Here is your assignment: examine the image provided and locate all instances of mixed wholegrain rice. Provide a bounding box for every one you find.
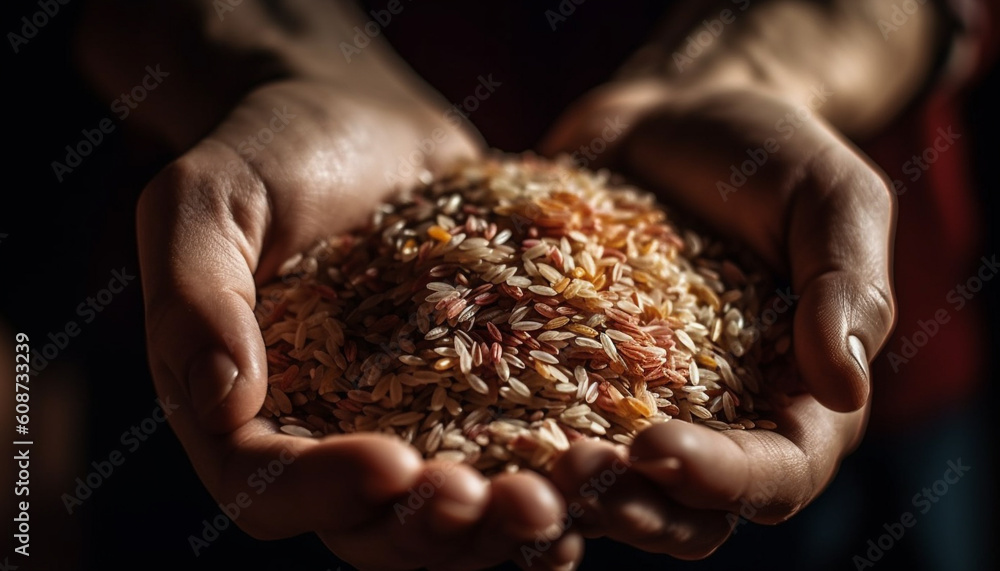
[255,155,792,474]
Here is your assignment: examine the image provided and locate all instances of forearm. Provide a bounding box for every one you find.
[74,0,416,150]
[619,0,950,137]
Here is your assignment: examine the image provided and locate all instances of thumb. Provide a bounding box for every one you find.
[538,80,668,164]
[788,149,897,412]
[137,147,269,436]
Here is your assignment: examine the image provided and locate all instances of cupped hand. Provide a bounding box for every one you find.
[138,78,582,570]
[540,79,896,558]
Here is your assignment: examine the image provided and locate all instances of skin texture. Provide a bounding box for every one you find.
[80,3,585,568]
[529,0,950,555]
[533,0,941,552]
[133,79,585,570]
[75,0,944,566]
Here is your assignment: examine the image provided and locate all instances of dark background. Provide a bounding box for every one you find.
[1,1,997,569]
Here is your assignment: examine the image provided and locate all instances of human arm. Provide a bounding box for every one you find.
[539,0,944,557]
[77,2,582,568]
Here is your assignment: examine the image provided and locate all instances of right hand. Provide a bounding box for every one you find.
[540,78,895,559]
[137,77,582,570]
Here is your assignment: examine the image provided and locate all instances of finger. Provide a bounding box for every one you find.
[630,395,866,522]
[139,104,480,423]
[548,439,633,532]
[602,473,733,560]
[465,471,569,569]
[537,105,625,170]
[549,440,730,559]
[624,98,894,412]
[320,461,491,570]
[536,94,602,158]
[537,79,668,162]
[788,148,896,411]
[174,420,427,540]
[137,148,271,436]
[136,93,487,548]
[514,531,585,571]
[355,470,571,571]
[543,90,896,412]
[138,150,429,539]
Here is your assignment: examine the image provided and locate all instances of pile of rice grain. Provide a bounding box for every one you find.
[255,156,791,474]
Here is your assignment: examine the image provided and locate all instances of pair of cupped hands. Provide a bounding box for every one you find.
[138,65,895,570]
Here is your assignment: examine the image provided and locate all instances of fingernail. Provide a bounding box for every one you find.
[848,335,869,381]
[632,457,683,486]
[188,349,240,424]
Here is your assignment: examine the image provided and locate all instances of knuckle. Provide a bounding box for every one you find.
[838,271,896,346]
[139,154,220,224]
[863,164,897,212]
[855,168,897,339]
[140,147,263,230]
[144,153,204,198]
[868,282,898,340]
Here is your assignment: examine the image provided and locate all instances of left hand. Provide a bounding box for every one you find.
[135,77,581,571]
[537,78,895,558]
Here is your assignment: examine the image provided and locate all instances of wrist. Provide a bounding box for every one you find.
[614,0,950,138]
[611,49,816,121]
[75,0,421,152]
[563,65,808,151]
